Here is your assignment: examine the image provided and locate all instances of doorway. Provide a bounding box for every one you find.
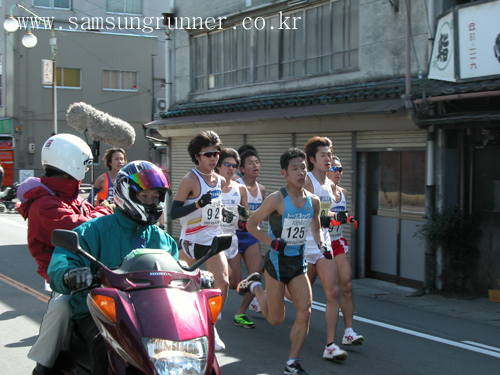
[366,151,426,288]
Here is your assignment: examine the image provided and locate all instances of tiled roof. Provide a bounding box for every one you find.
[158,77,500,119]
[421,78,500,96]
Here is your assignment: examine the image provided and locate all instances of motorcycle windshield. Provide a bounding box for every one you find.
[132,288,207,341]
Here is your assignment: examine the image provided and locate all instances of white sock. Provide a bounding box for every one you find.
[345,327,354,336]
[249,282,261,294]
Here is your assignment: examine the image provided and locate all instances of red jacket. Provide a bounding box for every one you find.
[18,176,110,282]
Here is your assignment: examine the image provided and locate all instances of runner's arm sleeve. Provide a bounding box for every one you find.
[170,200,198,220]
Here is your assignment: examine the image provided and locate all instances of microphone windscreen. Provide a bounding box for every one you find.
[66,102,136,149]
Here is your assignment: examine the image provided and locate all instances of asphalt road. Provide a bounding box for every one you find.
[1,213,499,375]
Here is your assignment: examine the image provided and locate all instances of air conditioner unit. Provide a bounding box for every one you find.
[154,98,168,114]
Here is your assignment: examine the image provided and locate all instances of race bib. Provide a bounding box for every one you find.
[201,200,221,226]
[220,204,238,229]
[320,200,332,217]
[282,215,312,246]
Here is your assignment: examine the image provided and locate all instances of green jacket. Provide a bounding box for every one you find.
[48,208,179,323]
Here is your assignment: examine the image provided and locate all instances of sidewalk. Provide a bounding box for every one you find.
[352,278,500,328]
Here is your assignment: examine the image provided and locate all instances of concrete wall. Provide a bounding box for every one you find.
[10,30,157,182]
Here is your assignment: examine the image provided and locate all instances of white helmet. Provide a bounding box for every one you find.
[41,134,92,181]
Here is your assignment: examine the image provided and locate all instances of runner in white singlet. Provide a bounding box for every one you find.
[327,155,364,347]
[169,130,233,351]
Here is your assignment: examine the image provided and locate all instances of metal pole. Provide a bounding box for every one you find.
[50,27,57,134]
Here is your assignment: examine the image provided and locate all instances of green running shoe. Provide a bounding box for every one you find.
[234,314,255,329]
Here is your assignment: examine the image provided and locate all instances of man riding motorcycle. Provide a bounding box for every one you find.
[48,161,179,375]
[17,134,111,375]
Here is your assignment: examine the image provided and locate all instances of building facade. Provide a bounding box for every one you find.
[145,0,430,289]
[0,0,169,183]
[146,0,500,292]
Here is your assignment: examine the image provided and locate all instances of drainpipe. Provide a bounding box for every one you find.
[163,0,174,232]
[425,126,436,292]
[165,0,173,112]
[401,0,413,110]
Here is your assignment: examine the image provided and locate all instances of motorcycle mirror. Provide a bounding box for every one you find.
[52,229,104,268]
[212,234,232,254]
[52,229,81,254]
[186,234,232,272]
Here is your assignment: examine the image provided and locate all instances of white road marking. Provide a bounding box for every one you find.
[307,300,500,358]
[461,341,500,353]
[0,215,27,229]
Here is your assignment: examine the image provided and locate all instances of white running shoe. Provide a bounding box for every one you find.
[213,327,225,351]
[342,331,364,346]
[323,343,347,361]
[249,297,261,313]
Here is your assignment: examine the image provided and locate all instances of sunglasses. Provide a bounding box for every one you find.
[199,151,220,158]
[330,166,343,172]
[223,162,238,168]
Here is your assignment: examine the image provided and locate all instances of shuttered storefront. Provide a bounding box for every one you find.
[296,132,354,248]
[356,130,427,151]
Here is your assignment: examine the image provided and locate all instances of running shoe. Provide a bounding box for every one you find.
[342,331,364,346]
[237,272,261,295]
[234,314,255,328]
[213,327,225,351]
[323,343,347,361]
[249,296,261,313]
[284,361,309,375]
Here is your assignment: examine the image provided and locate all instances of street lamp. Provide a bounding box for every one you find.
[3,4,58,134]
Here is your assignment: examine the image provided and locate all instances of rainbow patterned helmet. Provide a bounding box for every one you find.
[113,161,169,225]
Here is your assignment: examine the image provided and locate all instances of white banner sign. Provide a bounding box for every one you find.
[42,59,53,85]
[429,11,456,82]
[458,1,500,79]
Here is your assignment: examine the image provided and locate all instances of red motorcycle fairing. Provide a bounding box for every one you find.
[88,286,221,375]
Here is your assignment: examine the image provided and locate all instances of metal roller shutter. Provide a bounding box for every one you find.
[219,135,245,152]
[246,133,294,194]
[296,132,354,246]
[169,137,193,239]
[356,130,426,150]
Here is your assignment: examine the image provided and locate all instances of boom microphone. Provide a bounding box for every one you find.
[66,102,136,149]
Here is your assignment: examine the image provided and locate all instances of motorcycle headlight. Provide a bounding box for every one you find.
[141,336,208,375]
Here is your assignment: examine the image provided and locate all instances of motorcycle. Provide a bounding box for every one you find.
[0,182,19,213]
[50,229,231,375]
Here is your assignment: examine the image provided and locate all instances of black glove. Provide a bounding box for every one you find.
[237,204,249,218]
[198,191,212,208]
[320,216,332,228]
[237,220,248,232]
[270,238,287,254]
[336,211,348,224]
[63,267,92,290]
[222,206,236,222]
[319,242,333,259]
[200,270,215,289]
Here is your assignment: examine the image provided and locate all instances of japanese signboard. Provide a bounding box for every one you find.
[42,59,53,85]
[428,0,500,82]
[458,1,500,80]
[429,11,455,82]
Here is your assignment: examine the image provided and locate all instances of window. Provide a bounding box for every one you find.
[55,67,81,88]
[34,0,71,10]
[192,0,359,90]
[103,70,138,91]
[107,0,142,14]
[371,151,425,217]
